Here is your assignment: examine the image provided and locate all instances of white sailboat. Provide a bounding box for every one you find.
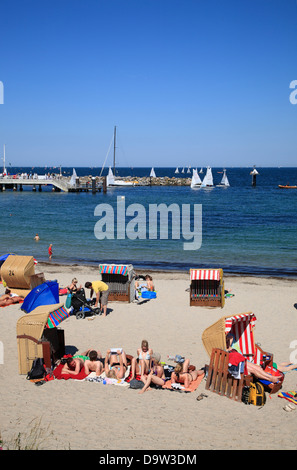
[190,168,202,189]
[150,167,156,178]
[175,167,179,174]
[199,168,203,173]
[106,166,133,187]
[103,126,134,187]
[216,169,230,187]
[69,168,78,186]
[200,166,214,188]
[181,167,185,173]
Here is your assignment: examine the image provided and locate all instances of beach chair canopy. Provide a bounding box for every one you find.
[17,303,69,338]
[1,255,35,289]
[202,312,262,364]
[190,269,221,281]
[99,263,134,280]
[21,280,59,313]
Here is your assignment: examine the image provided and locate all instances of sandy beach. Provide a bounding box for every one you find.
[0,261,297,451]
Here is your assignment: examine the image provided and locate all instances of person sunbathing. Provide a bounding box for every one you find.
[138,352,166,394]
[67,278,82,293]
[61,356,85,376]
[0,290,24,307]
[83,349,103,376]
[104,349,127,380]
[171,358,204,388]
[226,332,283,383]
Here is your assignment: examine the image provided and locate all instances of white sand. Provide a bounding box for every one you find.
[0,262,297,450]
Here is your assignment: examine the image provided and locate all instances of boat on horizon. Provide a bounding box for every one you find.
[190,168,202,189]
[278,184,297,189]
[200,166,214,188]
[216,169,230,187]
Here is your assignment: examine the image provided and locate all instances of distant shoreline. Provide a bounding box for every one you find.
[37,260,297,281]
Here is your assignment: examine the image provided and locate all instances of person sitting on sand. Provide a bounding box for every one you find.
[67,277,82,293]
[0,289,24,307]
[138,352,167,394]
[61,356,85,376]
[171,358,204,388]
[226,332,283,384]
[131,339,153,380]
[83,349,103,376]
[104,349,128,380]
[134,275,154,300]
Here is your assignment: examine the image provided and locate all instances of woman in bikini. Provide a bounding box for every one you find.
[171,358,204,389]
[104,349,128,380]
[67,278,82,294]
[131,339,153,380]
[138,352,166,394]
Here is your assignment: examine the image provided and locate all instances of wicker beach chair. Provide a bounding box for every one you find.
[189,268,225,308]
[202,312,283,401]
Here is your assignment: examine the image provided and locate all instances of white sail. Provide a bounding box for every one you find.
[69,168,77,186]
[181,167,184,173]
[175,167,179,173]
[150,167,156,178]
[220,169,230,186]
[201,166,214,187]
[106,167,133,186]
[199,168,203,173]
[106,166,115,186]
[190,168,202,188]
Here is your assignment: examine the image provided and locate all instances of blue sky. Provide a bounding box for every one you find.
[0,0,297,168]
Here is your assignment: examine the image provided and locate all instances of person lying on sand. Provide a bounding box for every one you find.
[61,356,85,376]
[0,290,24,307]
[171,358,204,388]
[83,349,103,376]
[104,349,127,380]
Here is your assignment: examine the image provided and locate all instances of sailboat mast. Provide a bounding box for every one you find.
[113,126,116,175]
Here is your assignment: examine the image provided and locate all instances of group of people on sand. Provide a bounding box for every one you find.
[65,274,155,317]
[60,334,294,394]
[60,339,205,395]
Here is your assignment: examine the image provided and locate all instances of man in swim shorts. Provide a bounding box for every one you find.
[85,280,109,317]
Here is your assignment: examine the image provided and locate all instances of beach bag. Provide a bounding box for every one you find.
[248,382,266,406]
[26,358,46,381]
[65,293,72,309]
[129,379,144,389]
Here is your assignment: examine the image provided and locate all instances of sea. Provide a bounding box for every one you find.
[1,166,297,278]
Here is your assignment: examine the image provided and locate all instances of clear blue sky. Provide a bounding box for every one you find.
[0,0,297,168]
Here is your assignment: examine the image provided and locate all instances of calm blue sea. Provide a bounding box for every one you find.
[1,167,297,278]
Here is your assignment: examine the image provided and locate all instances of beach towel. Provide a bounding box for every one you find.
[0,299,23,308]
[278,390,297,405]
[53,362,88,381]
[162,373,205,393]
[85,371,130,387]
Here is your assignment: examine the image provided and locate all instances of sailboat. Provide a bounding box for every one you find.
[69,168,78,186]
[104,126,134,187]
[175,167,179,174]
[216,169,230,187]
[106,166,133,187]
[200,166,214,188]
[199,168,203,173]
[150,167,156,178]
[190,168,202,189]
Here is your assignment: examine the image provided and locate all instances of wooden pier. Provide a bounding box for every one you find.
[0,176,103,193]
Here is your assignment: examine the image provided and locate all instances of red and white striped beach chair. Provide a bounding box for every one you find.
[202,313,283,401]
[190,268,225,308]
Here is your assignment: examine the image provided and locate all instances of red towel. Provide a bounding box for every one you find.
[229,350,248,375]
[53,362,88,380]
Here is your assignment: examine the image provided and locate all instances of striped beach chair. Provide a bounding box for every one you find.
[189,268,225,307]
[202,313,281,401]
